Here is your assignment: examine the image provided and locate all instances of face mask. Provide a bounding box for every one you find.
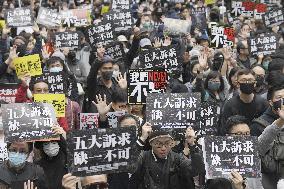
[272,98,282,111]
[50,67,63,73]
[239,83,255,94]
[101,71,113,80]
[67,51,76,61]
[8,152,27,167]
[43,142,60,157]
[208,81,221,91]
[256,76,265,87]
[16,44,27,57]
[112,70,120,78]
[263,61,270,71]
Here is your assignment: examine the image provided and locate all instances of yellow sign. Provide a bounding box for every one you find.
[0,20,6,30]
[101,6,110,15]
[34,94,66,117]
[205,0,215,5]
[13,54,42,77]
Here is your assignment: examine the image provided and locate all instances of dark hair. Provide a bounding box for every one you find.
[205,178,233,189]
[267,85,284,101]
[268,59,284,72]
[171,84,189,93]
[29,76,48,92]
[204,71,224,92]
[112,89,127,103]
[118,114,140,127]
[7,142,33,154]
[45,56,64,68]
[237,68,255,80]
[228,67,240,90]
[266,70,284,87]
[236,41,246,54]
[222,115,249,135]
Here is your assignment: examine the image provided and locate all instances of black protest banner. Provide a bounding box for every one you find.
[263,8,284,27]
[192,7,207,30]
[203,136,261,178]
[210,25,235,48]
[146,93,201,130]
[103,42,126,60]
[86,22,115,48]
[0,138,8,163]
[128,69,168,105]
[36,7,62,28]
[249,32,279,56]
[107,111,125,128]
[139,47,181,73]
[60,9,91,27]
[231,1,267,19]
[195,102,220,136]
[55,31,80,49]
[40,71,67,94]
[2,103,58,142]
[5,7,34,27]
[0,83,19,104]
[103,10,133,33]
[80,113,100,129]
[67,126,138,176]
[111,0,130,11]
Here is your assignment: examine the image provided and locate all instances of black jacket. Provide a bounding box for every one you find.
[0,63,20,84]
[0,162,47,189]
[128,150,197,189]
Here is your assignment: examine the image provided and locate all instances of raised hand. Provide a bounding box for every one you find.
[62,173,80,189]
[140,122,152,142]
[116,72,127,89]
[24,180,37,189]
[163,36,172,46]
[92,94,112,120]
[41,46,51,60]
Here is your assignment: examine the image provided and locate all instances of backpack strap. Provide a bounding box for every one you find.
[252,117,271,128]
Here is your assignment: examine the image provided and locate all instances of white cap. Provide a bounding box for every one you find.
[117,35,128,42]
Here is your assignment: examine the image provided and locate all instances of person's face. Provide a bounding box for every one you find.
[132,105,143,113]
[200,40,209,47]
[100,63,113,72]
[242,25,251,35]
[120,118,137,127]
[33,82,49,94]
[48,61,63,70]
[112,102,128,112]
[231,72,238,88]
[151,137,173,159]
[252,66,265,77]
[237,73,255,87]
[271,89,284,104]
[181,9,189,17]
[229,123,250,136]
[8,142,29,154]
[14,38,25,46]
[240,42,249,55]
[113,64,120,72]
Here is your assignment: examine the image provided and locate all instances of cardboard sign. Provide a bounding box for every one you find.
[55,32,80,49]
[128,69,168,104]
[103,42,126,60]
[0,20,6,30]
[0,83,19,104]
[67,127,139,176]
[80,113,100,129]
[231,1,267,19]
[163,18,191,34]
[139,47,181,73]
[2,103,58,142]
[249,32,279,56]
[192,7,207,30]
[5,7,34,27]
[203,136,261,179]
[36,7,62,28]
[87,22,115,48]
[13,54,42,77]
[60,9,91,27]
[146,93,201,130]
[263,8,284,27]
[111,0,130,11]
[33,94,66,117]
[107,111,125,128]
[103,10,133,33]
[210,25,235,48]
[101,6,110,14]
[205,0,216,5]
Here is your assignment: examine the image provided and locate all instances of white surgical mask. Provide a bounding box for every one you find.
[49,67,63,73]
[43,142,60,157]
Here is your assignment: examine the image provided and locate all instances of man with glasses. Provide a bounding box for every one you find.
[221,69,268,130]
[128,130,200,189]
[236,41,251,69]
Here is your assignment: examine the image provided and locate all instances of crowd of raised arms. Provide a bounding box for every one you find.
[0,0,283,189]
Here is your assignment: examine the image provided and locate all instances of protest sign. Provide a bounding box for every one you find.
[0,137,8,163]
[67,126,139,176]
[13,54,42,77]
[139,47,181,73]
[60,9,91,27]
[146,93,201,130]
[87,22,115,48]
[107,111,125,128]
[192,7,207,30]
[210,25,235,48]
[263,8,284,27]
[80,113,100,129]
[102,42,126,60]
[205,0,215,5]
[2,103,58,142]
[55,31,80,49]
[0,83,19,104]
[231,1,267,19]
[101,6,110,14]
[5,7,34,27]
[163,18,191,34]
[249,32,279,56]
[36,7,62,28]
[128,69,168,104]
[111,0,130,11]
[0,20,6,30]
[202,136,261,178]
[103,10,133,33]
[195,102,220,136]
[33,94,66,117]
[39,71,67,94]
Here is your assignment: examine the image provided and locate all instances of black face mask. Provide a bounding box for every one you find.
[255,76,265,88]
[101,71,113,80]
[239,83,255,94]
[16,44,27,57]
[67,51,76,61]
[272,98,283,111]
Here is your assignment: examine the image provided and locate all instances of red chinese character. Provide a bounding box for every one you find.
[224,28,235,41]
[255,3,267,13]
[242,1,255,11]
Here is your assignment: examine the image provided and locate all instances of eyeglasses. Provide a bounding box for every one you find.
[238,80,255,84]
[153,141,173,148]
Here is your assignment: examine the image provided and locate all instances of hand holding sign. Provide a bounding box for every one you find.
[230,171,245,189]
[62,173,80,189]
[52,124,66,139]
